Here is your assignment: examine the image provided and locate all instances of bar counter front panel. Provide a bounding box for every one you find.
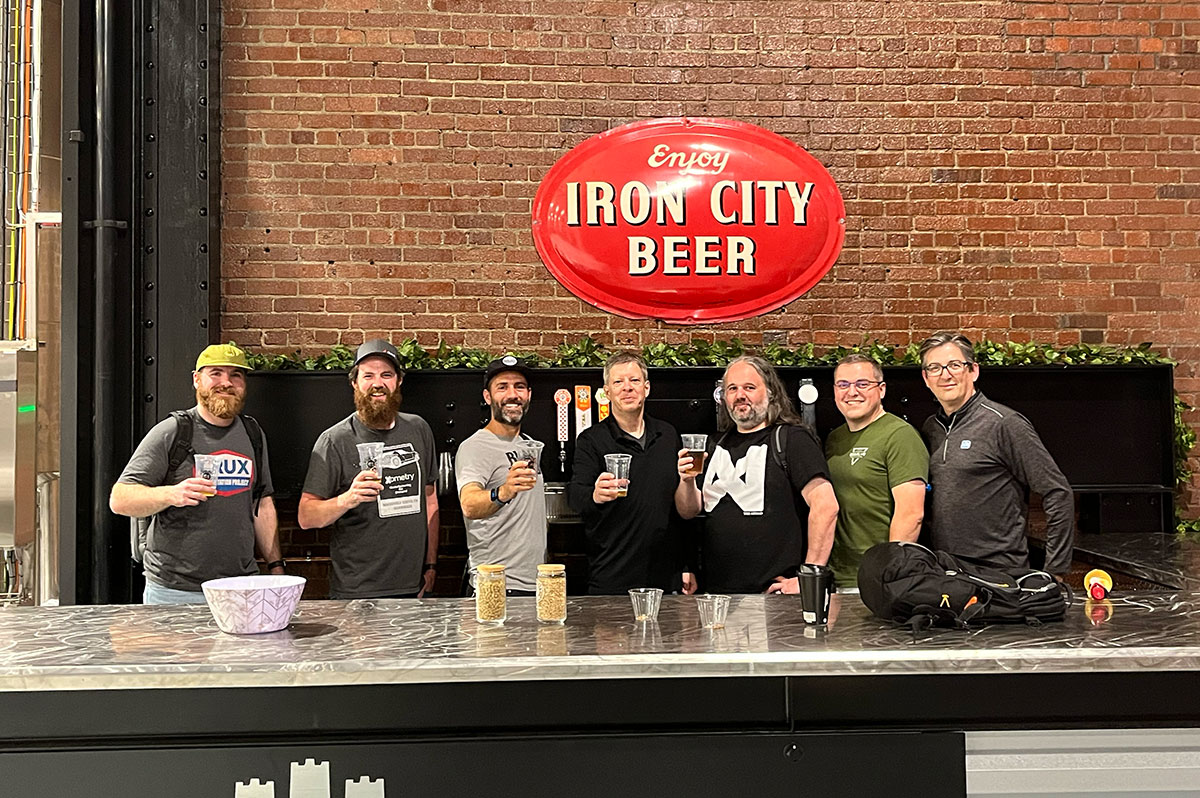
[3,594,1200,796]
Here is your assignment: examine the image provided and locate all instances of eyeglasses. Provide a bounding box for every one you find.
[834,379,883,391]
[922,360,973,376]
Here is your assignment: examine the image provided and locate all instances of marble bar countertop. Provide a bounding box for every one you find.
[2,592,1200,692]
[1074,533,1200,590]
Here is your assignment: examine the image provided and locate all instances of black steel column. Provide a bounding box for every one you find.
[61,0,221,603]
[141,0,221,427]
[60,0,91,605]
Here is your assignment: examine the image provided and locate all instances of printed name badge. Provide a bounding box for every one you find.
[377,443,421,518]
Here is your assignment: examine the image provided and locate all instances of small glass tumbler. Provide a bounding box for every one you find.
[356,442,385,480]
[696,594,731,630]
[519,440,545,476]
[629,587,663,622]
[681,434,709,477]
[604,453,632,497]
[193,454,218,496]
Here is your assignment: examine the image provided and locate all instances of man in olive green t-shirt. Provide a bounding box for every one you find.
[825,354,929,589]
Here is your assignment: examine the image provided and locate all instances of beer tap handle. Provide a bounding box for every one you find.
[555,388,572,480]
[798,379,818,428]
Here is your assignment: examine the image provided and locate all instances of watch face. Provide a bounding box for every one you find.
[798,383,819,404]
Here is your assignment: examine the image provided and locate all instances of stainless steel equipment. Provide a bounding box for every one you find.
[0,344,36,604]
[436,451,455,498]
[544,482,580,523]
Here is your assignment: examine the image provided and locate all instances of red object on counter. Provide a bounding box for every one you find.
[1084,568,1113,601]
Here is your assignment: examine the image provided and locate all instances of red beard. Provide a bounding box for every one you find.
[197,386,246,419]
[354,384,403,428]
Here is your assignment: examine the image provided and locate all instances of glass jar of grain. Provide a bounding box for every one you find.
[536,563,567,624]
[474,564,506,625]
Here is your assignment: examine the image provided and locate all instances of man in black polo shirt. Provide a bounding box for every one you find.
[567,352,690,594]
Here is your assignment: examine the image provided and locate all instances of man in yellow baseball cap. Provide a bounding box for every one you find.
[195,343,254,372]
[110,342,283,604]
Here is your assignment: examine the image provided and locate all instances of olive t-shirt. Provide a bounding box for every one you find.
[825,412,929,588]
[118,408,275,592]
[302,412,437,598]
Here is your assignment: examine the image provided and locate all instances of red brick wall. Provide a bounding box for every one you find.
[220,0,1200,507]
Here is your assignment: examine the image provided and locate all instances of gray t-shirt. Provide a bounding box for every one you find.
[118,408,275,592]
[302,412,437,598]
[455,428,547,592]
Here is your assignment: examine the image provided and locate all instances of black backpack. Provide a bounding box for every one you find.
[130,410,266,563]
[857,541,1072,631]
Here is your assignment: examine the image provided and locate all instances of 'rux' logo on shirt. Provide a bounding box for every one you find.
[199,449,253,496]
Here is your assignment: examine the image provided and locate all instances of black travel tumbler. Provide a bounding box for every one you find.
[798,564,836,625]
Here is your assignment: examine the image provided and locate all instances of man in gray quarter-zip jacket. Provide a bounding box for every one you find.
[918,332,1074,576]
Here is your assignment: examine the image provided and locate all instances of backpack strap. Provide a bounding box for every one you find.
[771,424,790,476]
[134,411,194,564]
[239,413,267,516]
[165,410,195,480]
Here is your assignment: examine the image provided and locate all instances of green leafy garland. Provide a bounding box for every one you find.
[239,336,1196,532]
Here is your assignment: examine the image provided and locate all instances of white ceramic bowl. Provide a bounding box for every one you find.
[201,574,307,635]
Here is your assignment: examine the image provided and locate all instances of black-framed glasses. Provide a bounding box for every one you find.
[833,379,883,391]
[922,360,973,376]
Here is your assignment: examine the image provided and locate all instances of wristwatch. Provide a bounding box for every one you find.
[422,563,437,573]
[490,487,510,505]
[266,559,286,572]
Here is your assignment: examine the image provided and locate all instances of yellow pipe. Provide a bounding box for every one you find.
[4,0,20,339]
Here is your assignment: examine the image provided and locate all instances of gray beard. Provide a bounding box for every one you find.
[492,399,527,426]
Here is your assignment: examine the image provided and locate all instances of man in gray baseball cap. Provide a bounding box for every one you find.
[298,338,440,598]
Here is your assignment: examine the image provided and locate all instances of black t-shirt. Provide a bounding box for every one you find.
[699,424,828,593]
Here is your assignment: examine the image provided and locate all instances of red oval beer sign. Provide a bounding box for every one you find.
[532,118,845,324]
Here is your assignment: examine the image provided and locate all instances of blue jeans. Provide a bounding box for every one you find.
[143,579,209,605]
